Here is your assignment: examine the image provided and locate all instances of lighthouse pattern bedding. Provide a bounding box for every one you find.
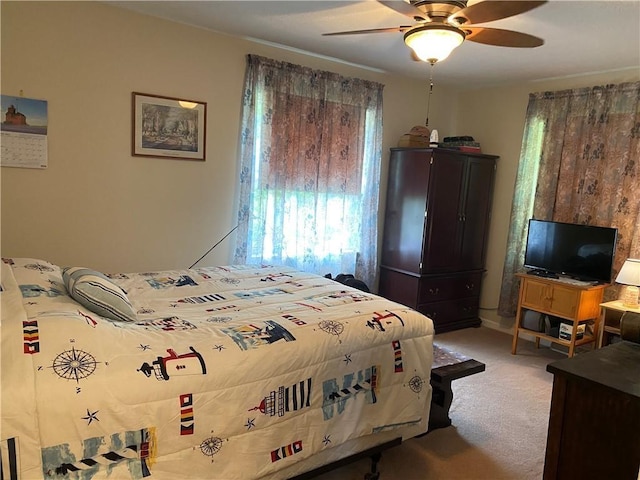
[0,258,433,479]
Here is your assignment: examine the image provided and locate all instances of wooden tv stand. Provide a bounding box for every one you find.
[511,273,607,357]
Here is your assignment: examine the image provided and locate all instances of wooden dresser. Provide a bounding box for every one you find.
[379,148,497,333]
[544,342,640,479]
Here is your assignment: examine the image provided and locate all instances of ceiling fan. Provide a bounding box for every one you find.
[323,1,547,64]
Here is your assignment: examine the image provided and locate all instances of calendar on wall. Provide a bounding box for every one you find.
[1,94,48,169]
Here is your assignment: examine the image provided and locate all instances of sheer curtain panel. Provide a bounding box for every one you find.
[233,55,384,288]
[499,82,640,317]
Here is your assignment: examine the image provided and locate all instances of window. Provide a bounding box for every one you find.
[499,83,640,316]
[233,55,384,287]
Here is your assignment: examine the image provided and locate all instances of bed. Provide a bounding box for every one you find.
[1,257,434,479]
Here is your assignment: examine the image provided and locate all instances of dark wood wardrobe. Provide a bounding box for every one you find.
[379,148,498,333]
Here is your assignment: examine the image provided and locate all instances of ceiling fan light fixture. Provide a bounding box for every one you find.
[404,24,465,64]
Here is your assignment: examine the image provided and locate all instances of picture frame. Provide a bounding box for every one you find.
[132,92,206,161]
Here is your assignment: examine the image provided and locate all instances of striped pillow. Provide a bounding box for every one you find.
[63,267,136,322]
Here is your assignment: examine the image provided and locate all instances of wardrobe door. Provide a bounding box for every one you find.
[459,157,496,270]
[381,149,431,274]
[422,151,465,273]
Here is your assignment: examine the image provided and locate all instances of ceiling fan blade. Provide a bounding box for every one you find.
[378,1,428,21]
[451,1,547,26]
[463,27,544,48]
[323,26,411,36]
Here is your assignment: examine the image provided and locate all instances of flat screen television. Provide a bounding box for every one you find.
[523,219,618,284]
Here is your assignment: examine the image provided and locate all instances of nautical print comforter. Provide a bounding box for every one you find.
[0,258,434,479]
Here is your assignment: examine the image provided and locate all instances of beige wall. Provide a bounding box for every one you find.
[2,2,638,331]
[455,69,640,330]
[0,1,457,273]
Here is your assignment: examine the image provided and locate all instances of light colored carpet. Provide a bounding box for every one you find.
[310,326,566,480]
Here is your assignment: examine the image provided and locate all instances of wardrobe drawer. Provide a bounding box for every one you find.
[418,273,482,303]
[418,278,454,303]
[417,297,480,328]
[418,297,480,321]
[453,273,482,298]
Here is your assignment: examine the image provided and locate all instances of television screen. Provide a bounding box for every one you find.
[524,219,618,283]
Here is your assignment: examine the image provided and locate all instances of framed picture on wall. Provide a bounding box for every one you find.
[132,92,206,161]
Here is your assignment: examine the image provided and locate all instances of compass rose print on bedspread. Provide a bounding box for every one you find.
[196,431,229,463]
[49,346,99,383]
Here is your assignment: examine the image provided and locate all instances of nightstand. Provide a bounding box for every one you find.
[599,301,640,347]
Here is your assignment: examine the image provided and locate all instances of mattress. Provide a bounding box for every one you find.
[0,258,433,479]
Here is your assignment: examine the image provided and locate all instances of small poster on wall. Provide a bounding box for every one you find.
[1,94,48,169]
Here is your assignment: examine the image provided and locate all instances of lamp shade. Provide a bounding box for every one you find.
[616,259,640,286]
[616,258,640,308]
[404,25,465,64]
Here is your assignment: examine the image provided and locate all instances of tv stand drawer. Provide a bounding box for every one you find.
[520,277,601,321]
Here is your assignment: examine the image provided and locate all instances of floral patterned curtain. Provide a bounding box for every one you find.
[499,82,640,317]
[233,55,384,288]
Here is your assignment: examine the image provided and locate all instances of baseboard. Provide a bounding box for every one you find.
[481,315,560,349]
[479,317,512,336]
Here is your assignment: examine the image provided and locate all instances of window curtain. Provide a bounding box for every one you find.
[498,82,640,317]
[233,55,384,288]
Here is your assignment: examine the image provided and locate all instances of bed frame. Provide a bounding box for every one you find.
[289,438,402,480]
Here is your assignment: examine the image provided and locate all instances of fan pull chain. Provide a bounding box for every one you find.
[425,63,434,128]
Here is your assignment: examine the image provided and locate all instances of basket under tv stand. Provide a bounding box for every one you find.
[511,273,607,357]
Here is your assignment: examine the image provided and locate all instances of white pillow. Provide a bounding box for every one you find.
[62,267,137,322]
